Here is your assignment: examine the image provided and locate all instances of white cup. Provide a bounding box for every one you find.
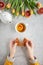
[15,22,28,33]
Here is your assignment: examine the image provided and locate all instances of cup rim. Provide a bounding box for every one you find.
[15,22,27,33]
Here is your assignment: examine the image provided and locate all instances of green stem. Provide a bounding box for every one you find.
[16,4,20,12]
[20,2,24,8]
[9,0,13,4]
[11,0,16,8]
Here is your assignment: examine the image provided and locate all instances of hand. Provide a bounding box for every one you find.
[9,38,19,58]
[23,38,34,60]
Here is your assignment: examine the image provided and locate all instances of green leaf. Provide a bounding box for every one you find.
[15,0,18,6]
[20,2,24,8]
[33,9,36,15]
[16,4,20,12]
[11,0,16,8]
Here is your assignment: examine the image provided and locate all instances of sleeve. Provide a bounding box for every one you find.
[29,57,40,65]
[4,56,15,65]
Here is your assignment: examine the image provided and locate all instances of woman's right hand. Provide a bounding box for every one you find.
[23,38,34,60]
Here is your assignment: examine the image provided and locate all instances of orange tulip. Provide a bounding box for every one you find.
[11,9,15,14]
[6,3,11,9]
[36,2,42,9]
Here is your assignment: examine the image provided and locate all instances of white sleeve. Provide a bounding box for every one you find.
[29,56,38,63]
[7,56,15,62]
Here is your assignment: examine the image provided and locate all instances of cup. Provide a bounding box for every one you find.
[15,22,28,33]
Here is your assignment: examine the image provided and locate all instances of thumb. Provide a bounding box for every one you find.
[26,42,29,48]
[13,43,17,49]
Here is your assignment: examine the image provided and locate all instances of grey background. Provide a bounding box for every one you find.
[0,0,43,65]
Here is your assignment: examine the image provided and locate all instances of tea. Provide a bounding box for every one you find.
[16,23,26,32]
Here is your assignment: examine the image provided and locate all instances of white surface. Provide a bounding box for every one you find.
[0,0,43,65]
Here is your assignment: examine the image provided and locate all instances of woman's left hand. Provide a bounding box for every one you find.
[9,39,17,58]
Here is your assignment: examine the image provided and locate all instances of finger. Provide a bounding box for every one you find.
[13,43,17,50]
[23,38,28,46]
[15,38,19,42]
[28,41,32,47]
[23,38,27,44]
[10,39,15,47]
[23,38,27,42]
[10,39,15,44]
[14,43,17,46]
[28,41,34,48]
[26,40,33,48]
[15,38,20,45]
[26,42,29,48]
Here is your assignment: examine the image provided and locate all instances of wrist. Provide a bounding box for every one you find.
[29,56,37,63]
[10,54,15,58]
[29,56,34,60]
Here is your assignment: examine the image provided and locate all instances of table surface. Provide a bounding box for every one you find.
[0,0,43,65]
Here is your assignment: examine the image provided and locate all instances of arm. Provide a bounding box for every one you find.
[23,38,40,65]
[4,39,18,65]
